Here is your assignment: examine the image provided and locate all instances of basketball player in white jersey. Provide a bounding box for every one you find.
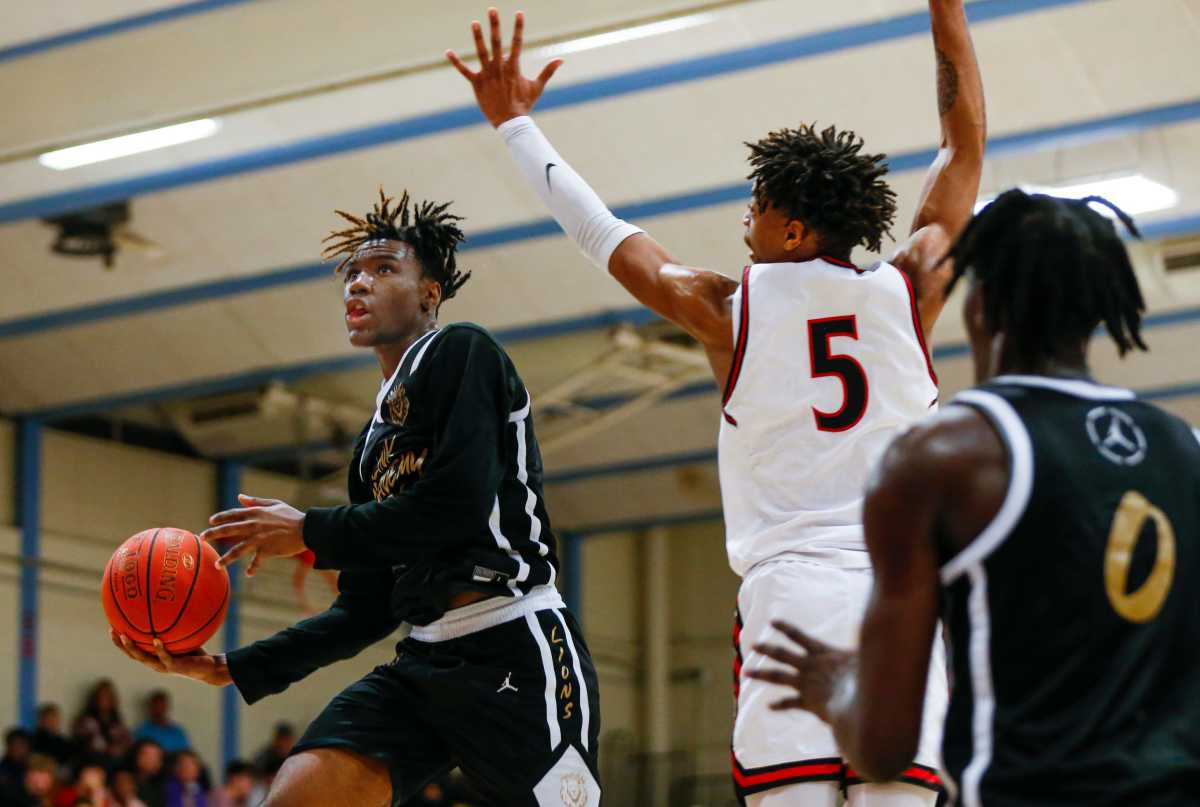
[448,3,985,804]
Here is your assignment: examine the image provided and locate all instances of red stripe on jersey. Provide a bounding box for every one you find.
[821,255,865,274]
[898,268,939,387]
[721,267,753,413]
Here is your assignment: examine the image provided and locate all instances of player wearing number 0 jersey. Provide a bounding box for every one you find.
[748,190,1200,806]
[448,3,985,804]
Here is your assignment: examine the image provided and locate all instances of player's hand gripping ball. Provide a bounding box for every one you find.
[101,528,230,654]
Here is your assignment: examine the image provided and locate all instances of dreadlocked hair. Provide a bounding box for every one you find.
[944,189,1147,368]
[746,124,897,255]
[322,188,470,304]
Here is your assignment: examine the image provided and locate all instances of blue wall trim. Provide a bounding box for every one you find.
[16,419,42,729]
[549,375,1200,487]
[4,97,1200,343]
[26,300,1200,422]
[217,461,242,766]
[0,0,259,65]
[0,0,1094,225]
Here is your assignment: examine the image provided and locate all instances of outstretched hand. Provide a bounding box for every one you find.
[745,620,856,724]
[200,493,307,576]
[109,630,232,687]
[446,8,563,128]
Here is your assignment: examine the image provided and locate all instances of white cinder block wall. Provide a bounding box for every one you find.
[1,418,742,782]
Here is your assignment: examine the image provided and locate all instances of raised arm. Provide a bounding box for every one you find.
[892,0,987,337]
[447,10,736,380]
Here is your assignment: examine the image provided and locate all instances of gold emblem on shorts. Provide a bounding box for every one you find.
[385,383,410,425]
[560,772,587,807]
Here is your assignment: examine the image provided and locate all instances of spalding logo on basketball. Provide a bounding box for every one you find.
[101,528,230,654]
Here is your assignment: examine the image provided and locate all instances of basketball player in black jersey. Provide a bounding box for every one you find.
[747,189,1200,805]
[111,190,601,807]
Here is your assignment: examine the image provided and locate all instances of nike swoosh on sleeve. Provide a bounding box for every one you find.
[545,162,557,191]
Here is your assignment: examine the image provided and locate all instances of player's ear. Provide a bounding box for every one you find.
[783,219,807,251]
[422,277,443,315]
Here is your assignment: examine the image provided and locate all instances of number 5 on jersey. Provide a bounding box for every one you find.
[809,316,869,432]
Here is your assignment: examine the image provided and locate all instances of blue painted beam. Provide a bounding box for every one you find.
[545,374,1200,486]
[0,0,1095,225]
[25,298,1200,426]
[217,461,243,766]
[4,98,1200,344]
[15,419,42,729]
[562,370,1200,536]
[0,0,260,64]
[560,532,583,625]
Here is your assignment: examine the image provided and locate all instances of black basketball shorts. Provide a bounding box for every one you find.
[292,595,601,806]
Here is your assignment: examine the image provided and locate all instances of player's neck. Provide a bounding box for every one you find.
[375,321,437,379]
[998,352,1090,382]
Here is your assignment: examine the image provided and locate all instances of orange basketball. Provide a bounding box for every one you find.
[101,527,230,654]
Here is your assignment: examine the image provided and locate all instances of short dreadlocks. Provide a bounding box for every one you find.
[746,124,897,255]
[944,189,1147,368]
[323,188,470,305]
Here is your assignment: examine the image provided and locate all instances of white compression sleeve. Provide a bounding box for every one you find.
[497,116,644,270]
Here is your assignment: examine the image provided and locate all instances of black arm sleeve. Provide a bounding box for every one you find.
[225,569,400,705]
[302,329,514,570]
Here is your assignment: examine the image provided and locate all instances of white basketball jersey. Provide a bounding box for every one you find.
[718,258,939,576]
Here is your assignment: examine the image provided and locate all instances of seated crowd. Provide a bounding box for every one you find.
[1,680,474,807]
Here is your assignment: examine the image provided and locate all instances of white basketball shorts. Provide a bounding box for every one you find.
[731,558,948,800]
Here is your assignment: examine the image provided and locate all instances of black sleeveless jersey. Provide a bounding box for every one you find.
[940,376,1200,807]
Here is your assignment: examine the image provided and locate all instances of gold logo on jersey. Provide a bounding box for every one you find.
[371,434,428,501]
[560,772,587,807]
[1104,490,1176,623]
[384,383,410,426]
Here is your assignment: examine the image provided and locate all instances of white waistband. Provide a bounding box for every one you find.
[408,586,565,643]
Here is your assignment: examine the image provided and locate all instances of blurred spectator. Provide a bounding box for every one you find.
[291,551,339,614]
[128,741,164,807]
[52,761,109,807]
[108,769,146,807]
[72,681,131,763]
[31,706,76,768]
[409,780,448,806]
[5,754,58,807]
[131,694,189,756]
[205,761,252,807]
[162,752,206,807]
[250,724,293,778]
[1,729,32,790]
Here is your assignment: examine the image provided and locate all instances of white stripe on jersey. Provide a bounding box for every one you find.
[940,391,1035,584]
[359,328,441,483]
[488,497,530,595]
[959,565,996,807]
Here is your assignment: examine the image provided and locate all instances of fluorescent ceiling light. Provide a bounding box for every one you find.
[975,174,1178,218]
[39,119,221,171]
[534,12,718,59]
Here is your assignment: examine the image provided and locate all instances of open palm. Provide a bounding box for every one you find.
[446,8,563,128]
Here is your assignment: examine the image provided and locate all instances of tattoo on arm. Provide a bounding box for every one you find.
[936,47,960,117]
